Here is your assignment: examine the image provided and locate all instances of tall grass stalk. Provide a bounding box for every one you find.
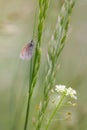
[24,1,49,130]
[36,0,76,129]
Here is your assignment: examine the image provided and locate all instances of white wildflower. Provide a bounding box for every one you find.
[55,85,77,100]
[55,85,66,93]
[66,87,77,100]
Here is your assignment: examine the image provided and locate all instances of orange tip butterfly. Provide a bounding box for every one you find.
[20,40,34,60]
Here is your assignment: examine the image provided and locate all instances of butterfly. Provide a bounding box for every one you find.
[20,40,34,60]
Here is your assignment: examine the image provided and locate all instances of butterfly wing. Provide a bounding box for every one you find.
[20,42,34,60]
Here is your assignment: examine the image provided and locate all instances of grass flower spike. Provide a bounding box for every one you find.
[36,0,76,129]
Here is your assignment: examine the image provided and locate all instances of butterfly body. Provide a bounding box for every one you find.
[20,40,34,60]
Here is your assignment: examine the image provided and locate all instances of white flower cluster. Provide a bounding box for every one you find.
[55,85,77,100]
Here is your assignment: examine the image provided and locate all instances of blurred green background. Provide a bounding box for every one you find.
[0,0,87,130]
